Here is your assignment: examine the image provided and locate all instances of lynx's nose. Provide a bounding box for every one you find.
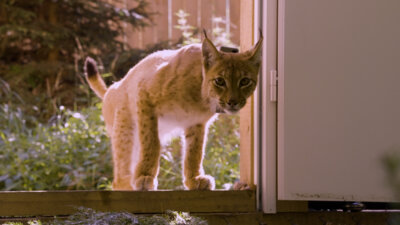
[227,99,239,107]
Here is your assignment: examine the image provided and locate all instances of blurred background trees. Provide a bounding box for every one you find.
[0,0,152,118]
[0,0,240,190]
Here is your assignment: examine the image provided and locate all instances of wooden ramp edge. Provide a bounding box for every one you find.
[0,190,256,217]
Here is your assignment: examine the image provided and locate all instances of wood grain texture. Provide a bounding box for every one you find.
[0,190,256,216]
[239,0,255,187]
[126,0,241,48]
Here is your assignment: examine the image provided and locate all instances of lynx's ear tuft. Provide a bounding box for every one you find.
[84,57,98,78]
[202,30,220,70]
[245,32,263,67]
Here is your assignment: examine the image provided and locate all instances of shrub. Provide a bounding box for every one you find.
[0,104,111,190]
[158,115,240,190]
[0,104,239,190]
[204,115,240,189]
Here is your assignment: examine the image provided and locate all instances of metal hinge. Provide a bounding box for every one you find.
[270,70,278,102]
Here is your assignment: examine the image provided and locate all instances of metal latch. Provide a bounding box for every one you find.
[270,70,278,102]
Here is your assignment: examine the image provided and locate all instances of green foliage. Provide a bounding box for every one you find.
[159,137,185,190]
[0,104,111,190]
[1,222,24,225]
[0,4,240,191]
[382,152,400,200]
[174,9,237,48]
[158,115,239,190]
[0,104,239,191]
[204,115,240,189]
[382,152,400,224]
[210,17,237,48]
[174,10,200,47]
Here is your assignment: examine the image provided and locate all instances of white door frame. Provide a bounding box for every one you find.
[254,0,278,214]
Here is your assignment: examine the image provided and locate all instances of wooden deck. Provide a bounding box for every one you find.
[0,190,255,217]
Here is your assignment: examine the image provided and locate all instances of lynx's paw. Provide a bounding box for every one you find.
[233,181,254,190]
[184,175,215,190]
[112,177,133,190]
[134,176,156,191]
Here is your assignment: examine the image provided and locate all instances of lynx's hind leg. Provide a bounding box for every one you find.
[110,106,136,190]
[183,124,215,190]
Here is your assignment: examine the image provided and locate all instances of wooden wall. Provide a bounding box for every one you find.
[123,0,240,48]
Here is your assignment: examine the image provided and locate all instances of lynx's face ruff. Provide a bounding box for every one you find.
[201,32,263,114]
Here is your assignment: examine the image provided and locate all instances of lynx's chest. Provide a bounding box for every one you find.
[157,105,215,139]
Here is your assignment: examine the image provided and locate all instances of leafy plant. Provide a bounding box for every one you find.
[383,152,400,200]
[174,10,200,47]
[211,16,237,48]
[0,103,240,190]
[1,222,42,225]
[204,115,240,189]
[0,103,112,190]
[158,115,240,190]
[174,9,237,48]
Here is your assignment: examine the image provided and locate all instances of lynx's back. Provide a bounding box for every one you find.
[101,44,212,139]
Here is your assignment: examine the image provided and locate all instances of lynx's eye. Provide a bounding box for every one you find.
[239,78,251,87]
[214,77,226,87]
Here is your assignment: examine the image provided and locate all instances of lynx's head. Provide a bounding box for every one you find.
[201,31,263,114]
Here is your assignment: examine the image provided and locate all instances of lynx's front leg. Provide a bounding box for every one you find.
[132,101,161,191]
[183,124,215,190]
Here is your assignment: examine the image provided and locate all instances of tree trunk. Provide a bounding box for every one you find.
[41,0,60,113]
[47,0,58,61]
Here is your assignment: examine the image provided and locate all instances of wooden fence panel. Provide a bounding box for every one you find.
[125,0,240,49]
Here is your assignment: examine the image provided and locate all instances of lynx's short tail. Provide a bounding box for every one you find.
[84,57,107,99]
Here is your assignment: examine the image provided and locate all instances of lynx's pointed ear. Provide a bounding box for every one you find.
[245,30,263,67]
[202,29,220,70]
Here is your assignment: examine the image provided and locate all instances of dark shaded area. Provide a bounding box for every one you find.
[309,201,400,212]
[0,0,154,120]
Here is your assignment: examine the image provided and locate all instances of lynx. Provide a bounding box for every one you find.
[84,32,262,191]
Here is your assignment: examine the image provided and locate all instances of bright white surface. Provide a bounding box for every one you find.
[255,0,278,213]
[278,0,400,202]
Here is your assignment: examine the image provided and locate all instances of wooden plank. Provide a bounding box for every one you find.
[125,0,145,48]
[152,0,169,43]
[230,0,240,46]
[201,0,213,34]
[125,0,239,47]
[171,0,185,41]
[239,0,255,187]
[276,201,308,212]
[0,190,256,216]
[184,0,198,34]
[214,0,226,18]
